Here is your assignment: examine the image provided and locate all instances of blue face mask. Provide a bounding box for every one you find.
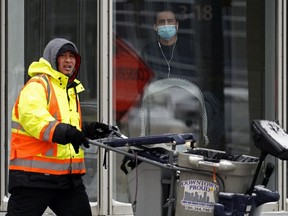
[157,25,177,41]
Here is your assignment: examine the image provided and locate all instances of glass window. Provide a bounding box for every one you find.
[114,1,246,151]
[112,0,276,210]
[27,0,98,202]
[25,0,98,101]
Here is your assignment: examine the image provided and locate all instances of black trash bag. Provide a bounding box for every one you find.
[120,147,172,174]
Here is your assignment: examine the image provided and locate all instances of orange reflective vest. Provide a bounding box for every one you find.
[10,73,86,175]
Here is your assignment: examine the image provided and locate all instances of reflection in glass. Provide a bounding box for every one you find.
[113,0,252,204]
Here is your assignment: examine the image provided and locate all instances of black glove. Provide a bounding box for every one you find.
[66,126,90,153]
[83,122,112,139]
[52,123,90,154]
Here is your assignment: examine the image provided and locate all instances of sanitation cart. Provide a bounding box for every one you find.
[89,120,286,216]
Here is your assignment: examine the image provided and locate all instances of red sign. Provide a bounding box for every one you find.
[114,36,154,121]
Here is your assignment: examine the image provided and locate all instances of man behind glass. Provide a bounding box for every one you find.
[140,5,225,150]
[141,5,198,85]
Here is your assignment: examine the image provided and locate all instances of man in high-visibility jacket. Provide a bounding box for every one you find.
[7,38,110,216]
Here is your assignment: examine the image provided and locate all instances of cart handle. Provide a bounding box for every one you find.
[103,133,195,147]
[188,155,236,171]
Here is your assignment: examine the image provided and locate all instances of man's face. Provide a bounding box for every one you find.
[156,11,178,26]
[57,51,76,76]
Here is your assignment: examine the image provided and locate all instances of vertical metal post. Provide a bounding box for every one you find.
[276,0,287,211]
[282,0,287,210]
[0,0,6,211]
[97,0,113,215]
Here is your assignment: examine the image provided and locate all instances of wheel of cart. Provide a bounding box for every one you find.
[214,185,279,216]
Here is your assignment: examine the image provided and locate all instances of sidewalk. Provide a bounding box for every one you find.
[1,211,288,215]
[0,212,55,216]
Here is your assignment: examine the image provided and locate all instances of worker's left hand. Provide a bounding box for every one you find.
[83,122,112,139]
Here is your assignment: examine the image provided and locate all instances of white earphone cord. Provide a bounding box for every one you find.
[158,40,177,78]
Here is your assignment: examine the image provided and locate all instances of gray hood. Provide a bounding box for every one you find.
[43,38,81,82]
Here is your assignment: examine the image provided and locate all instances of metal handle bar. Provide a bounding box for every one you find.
[103,133,195,147]
[188,155,236,171]
[89,139,187,172]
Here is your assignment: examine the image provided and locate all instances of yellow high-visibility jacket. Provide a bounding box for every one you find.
[10,57,86,175]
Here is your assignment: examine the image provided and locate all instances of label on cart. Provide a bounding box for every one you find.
[179,179,219,213]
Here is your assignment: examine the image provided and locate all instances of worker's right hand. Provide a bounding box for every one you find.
[52,123,90,154]
[66,126,90,154]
